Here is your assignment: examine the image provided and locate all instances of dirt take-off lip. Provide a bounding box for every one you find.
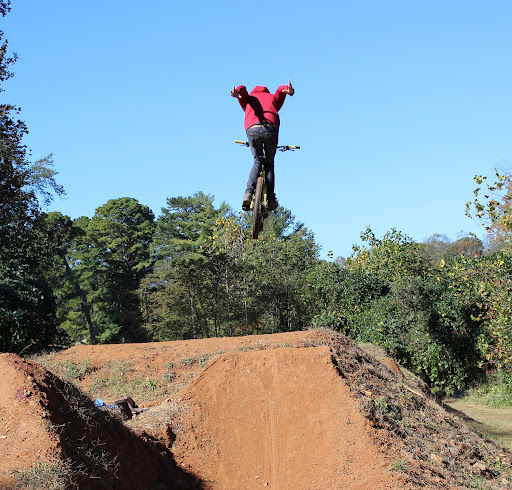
[170,346,404,489]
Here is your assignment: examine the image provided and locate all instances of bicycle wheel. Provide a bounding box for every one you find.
[252,176,264,239]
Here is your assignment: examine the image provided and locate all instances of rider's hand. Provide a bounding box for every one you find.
[283,79,294,96]
[231,86,241,98]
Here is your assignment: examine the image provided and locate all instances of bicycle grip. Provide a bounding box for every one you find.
[235,140,249,146]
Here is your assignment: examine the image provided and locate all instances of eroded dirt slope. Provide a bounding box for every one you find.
[0,354,61,488]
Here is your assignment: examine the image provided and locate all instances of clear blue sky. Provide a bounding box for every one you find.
[3,1,511,260]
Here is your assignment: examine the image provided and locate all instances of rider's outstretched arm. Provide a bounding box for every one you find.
[274,80,295,110]
[231,85,248,109]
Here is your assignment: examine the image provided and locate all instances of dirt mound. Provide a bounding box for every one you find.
[168,346,404,489]
[317,333,512,488]
[0,353,199,489]
[0,354,61,488]
[2,329,512,489]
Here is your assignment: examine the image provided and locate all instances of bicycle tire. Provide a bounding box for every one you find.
[252,176,264,239]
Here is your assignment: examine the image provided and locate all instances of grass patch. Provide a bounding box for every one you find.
[10,460,73,489]
[34,356,92,382]
[88,360,173,403]
[178,354,211,366]
[177,350,225,367]
[57,360,91,381]
[146,379,159,391]
[163,370,177,382]
[390,459,408,474]
[469,376,512,408]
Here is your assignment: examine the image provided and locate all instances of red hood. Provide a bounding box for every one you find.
[250,86,270,95]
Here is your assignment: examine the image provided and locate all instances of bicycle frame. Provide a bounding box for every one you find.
[258,165,268,212]
[235,140,300,239]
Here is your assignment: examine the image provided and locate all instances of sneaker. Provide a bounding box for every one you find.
[242,192,252,211]
[268,199,278,211]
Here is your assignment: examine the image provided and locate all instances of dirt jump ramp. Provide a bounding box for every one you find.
[171,346,405,489]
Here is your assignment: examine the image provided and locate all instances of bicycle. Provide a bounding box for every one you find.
[235,140,300,239]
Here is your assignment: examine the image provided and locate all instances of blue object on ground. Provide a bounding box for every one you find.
[94,398,116,409]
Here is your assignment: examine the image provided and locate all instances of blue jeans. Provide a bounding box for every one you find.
[245,124,279,201]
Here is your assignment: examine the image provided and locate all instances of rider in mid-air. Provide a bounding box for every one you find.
[231,80,295,211]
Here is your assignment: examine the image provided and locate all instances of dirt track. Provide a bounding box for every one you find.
[2,329,512,489]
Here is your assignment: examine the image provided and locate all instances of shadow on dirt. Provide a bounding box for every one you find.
[7,354,204,489]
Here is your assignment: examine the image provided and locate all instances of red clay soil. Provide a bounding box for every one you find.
[2,329,512,489]
[170,346,403,489]
[0,354,61,486]
[0,353,200,489]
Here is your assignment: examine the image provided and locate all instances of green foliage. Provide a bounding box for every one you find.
[34,199,158,345]
[469,374,512,408]
[0,49,39,280]
[420,233,483,268]
[154,191,229,260]
[88,197,155,277]
[143,253,215,340]
[445,236,483,261]
[0,275,60,354]
[37,212,95,344]
[358,276,482,390]
[420,233,452,268]
[26,154,66,207]
[466,168,512,243]
[308,261,389,332]
[63,198,156,343]
[442,252,512,384]
[241,224,319,334]
[143,200,319,340]
[348,227,426,282]
[309,228,486,391]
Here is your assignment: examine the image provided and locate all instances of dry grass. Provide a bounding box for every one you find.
[10,459,74,489]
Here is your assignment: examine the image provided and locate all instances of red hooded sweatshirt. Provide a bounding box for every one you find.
[235,85,290,131]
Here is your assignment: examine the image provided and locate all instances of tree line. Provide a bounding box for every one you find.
[34,193,319,346]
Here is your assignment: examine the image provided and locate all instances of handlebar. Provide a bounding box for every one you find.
[235,140,300,151]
